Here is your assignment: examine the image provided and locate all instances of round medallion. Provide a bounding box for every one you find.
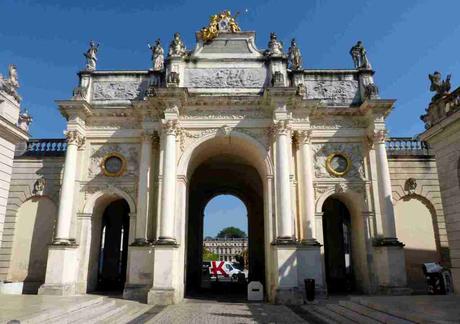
[326,153,351,177]
[101,153,126,177]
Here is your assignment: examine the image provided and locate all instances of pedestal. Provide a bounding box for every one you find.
[147,244,181,305]
[272,243,303,304]
[38,244,79,295]
[296,244,326,299]
[123,245,154,302]
[373,244,410,295]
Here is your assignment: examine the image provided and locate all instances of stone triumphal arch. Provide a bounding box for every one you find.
[24,13,411,304]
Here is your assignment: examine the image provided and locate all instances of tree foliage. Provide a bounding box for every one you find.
[202,247,219,261]
[216,226,247,239]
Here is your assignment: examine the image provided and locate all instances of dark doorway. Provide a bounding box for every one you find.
[322,197,353,294]
[185,155,265,299]
[97,199,130,292]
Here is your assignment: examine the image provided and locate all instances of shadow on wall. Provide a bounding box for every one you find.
[9,197,58,294]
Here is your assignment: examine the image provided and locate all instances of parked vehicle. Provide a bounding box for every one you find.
[203,261,246,281]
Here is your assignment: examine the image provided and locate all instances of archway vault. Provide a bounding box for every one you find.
[183,134,269,297]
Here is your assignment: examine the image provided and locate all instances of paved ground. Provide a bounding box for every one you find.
[0,294,100,322]
[145,299,309,324]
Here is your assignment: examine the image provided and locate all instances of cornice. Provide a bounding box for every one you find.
[0,115,29,144]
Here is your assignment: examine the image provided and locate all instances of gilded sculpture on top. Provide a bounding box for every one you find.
[198,10,241,42]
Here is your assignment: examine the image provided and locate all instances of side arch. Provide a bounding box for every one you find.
[83,186,136,215]
[394,193,442,292]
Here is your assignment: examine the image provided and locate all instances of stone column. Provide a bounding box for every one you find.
[373,130,398,242]
[134,132,152,245]
[295,130,318,244]
[54,130,85,244]
[371,129,407,294]
[274,119,295,242]
[158,119,178,244]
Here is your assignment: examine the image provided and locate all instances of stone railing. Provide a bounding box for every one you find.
[421,87,460,129]
[16,138,67,157]
[386,137,430,156]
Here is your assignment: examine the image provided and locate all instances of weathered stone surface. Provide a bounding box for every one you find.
[92,81,146,100]
[184,68,267,88]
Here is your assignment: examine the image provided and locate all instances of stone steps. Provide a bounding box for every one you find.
[339,300,413,324]
[19,296,152,324]
[19,296,105,323]
[301,299,417,324]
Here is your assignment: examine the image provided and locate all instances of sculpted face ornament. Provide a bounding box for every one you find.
[101,152,127,177]
[326,152,351,177]
[198,10,241,42]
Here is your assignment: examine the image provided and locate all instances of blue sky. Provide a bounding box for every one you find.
[2,0,459,234]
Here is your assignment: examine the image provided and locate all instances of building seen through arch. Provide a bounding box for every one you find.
[0,11,453,304]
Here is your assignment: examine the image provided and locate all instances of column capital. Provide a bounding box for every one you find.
[272,119,291,136]
[293,129,312,145]
[64,130,85,148]
[162,119,180,136]
[369,129,388,144]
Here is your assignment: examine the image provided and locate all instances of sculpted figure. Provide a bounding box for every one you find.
[17,109,32,132]
[349,41,371,69]
[149,39,164,71]
[84,41,99,71]
[0,64,21,102]
[429,71,451,101]
[288,38,302,70]
[265,32,284,57]
[168,32,187,57]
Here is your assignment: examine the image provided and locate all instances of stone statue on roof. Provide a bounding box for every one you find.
[0,64,21,102]
[288,38,302,70]
[349,41,371,69]
[429,71,451,102]
[84,41,99,71]
[169,32,187,57]
[265,32,284,57]
[149,39,164,71]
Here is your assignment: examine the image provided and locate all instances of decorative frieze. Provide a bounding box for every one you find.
[184,68,266,88]
[309,116,368,129]
[304,80,359,103]
[92,81,147,100]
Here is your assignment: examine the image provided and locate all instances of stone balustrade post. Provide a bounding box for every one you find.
[54,130,85,244]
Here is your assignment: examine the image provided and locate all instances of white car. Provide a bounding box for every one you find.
[204,261,246,281]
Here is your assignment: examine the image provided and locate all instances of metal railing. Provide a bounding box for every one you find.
[386,137,430,156]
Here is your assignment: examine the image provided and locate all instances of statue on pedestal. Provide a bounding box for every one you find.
[0,64,21,102]
[265,32,284,57]
[288,38,302,70]
[84,41,99,71]
[429,71,451,102]
[349,41,371,69]
[168,32,187,57]
[149,39,164,71]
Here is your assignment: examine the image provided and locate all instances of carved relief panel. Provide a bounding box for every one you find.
[88,143,140,179]
[312,143,365,180]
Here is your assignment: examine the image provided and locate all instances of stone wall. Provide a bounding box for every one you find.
[388,152,449,292]
[0,155,63,284]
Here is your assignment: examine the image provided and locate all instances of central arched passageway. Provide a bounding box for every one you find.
[185,154,265,297]
[182,133,270,299]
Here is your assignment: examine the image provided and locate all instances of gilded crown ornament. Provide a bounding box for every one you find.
[198,10,241,42]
